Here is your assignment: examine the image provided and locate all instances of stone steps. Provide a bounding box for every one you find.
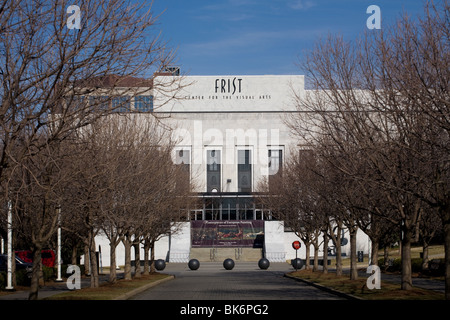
[190,247,263,262]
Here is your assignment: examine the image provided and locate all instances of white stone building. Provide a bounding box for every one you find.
[92,73,371,267]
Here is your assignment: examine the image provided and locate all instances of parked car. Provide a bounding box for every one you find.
[0,254,33,278]
[15,249,55,268]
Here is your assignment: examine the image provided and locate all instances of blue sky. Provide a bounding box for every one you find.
[151,0,428,76]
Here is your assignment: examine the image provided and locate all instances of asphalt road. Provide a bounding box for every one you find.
[131,261,345,300]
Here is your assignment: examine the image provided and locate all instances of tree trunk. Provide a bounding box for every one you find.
[71,245,78,265]
[313,238,319,272]
[322,232,328,274]
[304,241,311,270]
[89,238,99,288]
[28,245,43,300]
[401,226,413,290]
[328,221,343,276]
[371,238,379,266]
[134,243,141,278]
[109,241,118,283]
[11,240,17,287]
[335,241,342,276]
[143,240,151,275]
[84,244,90,276]
[349,227,358,280]
[123,238,132,280]
[422,241,429,271]
[150,240,156,273]
[384,246,389,268]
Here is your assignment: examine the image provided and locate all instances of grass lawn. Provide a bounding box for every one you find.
[288,269,444,300]
[45,273,172,300]
[383,244,444,259]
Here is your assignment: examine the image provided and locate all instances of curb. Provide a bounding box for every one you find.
[113,275,175,300]
[284,274,363,300]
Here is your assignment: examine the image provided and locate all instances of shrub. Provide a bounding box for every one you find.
[0,270,32,288]
[42,266,56,281]
[378,257,424,273]
[428,259,445,276]
[15,269,31,286]
[411,258,423,273]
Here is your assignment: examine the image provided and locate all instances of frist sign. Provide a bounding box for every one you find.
[215,77,243,95]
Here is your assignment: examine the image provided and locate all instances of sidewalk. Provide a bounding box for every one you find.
[0,273,119,300]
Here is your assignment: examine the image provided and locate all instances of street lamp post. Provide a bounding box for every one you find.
[56,207,63,282]
[6,200,13,291]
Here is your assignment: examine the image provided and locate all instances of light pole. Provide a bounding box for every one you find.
[6,200,13,291]
[56,206,63,282]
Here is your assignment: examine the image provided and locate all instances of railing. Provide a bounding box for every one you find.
[265,252,286,262]
[169,252,189,263]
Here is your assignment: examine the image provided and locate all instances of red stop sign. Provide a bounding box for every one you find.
[292,241,301,250]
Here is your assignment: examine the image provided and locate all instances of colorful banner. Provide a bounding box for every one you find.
[191,220,264,248]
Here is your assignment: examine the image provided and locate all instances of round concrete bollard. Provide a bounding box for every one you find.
[223,258,235,270]
[258,258,270,270]
[154,259,166,271]
[188,259,200,270]
[291,258,304,270]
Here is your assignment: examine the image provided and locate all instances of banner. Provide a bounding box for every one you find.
[191,220,264,248]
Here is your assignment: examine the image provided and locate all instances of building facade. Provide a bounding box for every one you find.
[93,74,371,266]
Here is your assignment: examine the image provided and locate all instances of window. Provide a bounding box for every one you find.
[89,95,109,110]
[238,150,251,192]
[207,150,221,192]
[268,150,282,176]
[175,149,190,192]
[135,95,153,112]
[268,149,282,191]
[176,149,190,165]
[65,95,86,110]
[112,96,130,112]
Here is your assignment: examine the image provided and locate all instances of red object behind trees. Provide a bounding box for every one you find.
[15,250,55,267]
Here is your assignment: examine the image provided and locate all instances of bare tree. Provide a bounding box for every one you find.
[0,0,178,299]
[257,150,328,272]
[64,113,194,282]
[6,137,72,299]
[366,1,449,297]
[418,206,443,271]
[289,1,448,295]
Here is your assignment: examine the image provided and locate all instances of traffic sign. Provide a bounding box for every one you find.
[292,241,301,250]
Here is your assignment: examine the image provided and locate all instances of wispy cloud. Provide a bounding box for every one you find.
[288,0,316,11]
[182,27,327,57]
[190,0,258,22]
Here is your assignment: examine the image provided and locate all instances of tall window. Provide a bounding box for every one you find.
[135,95,153,112]
[175,149,190,192]
[238,150,251,192]
[268,150,282,191]
[207,150,221,192]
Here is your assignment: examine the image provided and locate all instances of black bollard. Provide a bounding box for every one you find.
[188,259,200,270]
[223,258,235,270]
[154,259,166,271]
[258,258,270,270]
[291,258,304,270]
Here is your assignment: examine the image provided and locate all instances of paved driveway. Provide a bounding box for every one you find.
[131,262,345,300]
